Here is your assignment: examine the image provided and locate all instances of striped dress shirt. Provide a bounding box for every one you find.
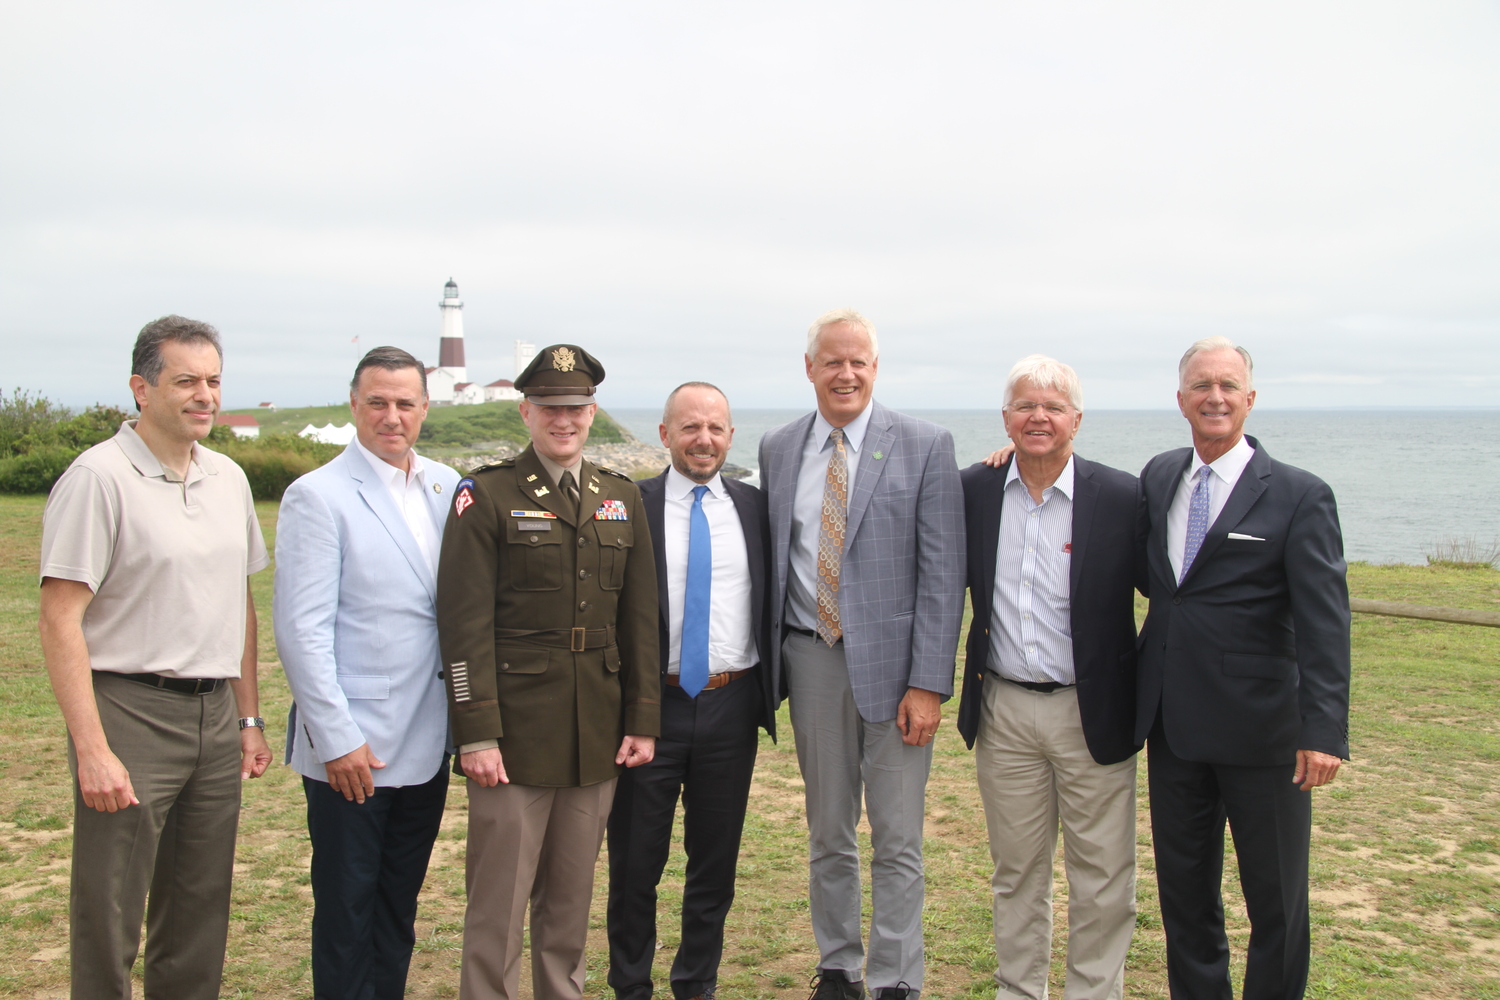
[989,457,1076,685]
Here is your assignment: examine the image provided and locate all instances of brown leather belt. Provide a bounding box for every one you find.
[103,671,226,695]
[665,667,753,690]
[494,626,616,651]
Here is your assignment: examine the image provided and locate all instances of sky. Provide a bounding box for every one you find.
[3,1,1498,413]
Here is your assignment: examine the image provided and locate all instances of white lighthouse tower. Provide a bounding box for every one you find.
[436,278,467,383]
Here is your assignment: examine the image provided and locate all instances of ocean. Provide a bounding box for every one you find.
[606,408,1500,566]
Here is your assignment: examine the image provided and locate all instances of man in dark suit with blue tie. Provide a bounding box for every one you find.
[607,382,776,1000]
[1137,337,1350,1000]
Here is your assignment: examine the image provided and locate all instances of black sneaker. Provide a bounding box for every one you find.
[873,982,914,1000]
[807,969,866,1000]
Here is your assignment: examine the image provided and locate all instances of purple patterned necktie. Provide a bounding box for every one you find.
[1180,465,1213,583]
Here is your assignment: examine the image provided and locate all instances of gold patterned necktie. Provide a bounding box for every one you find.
[816,427,848,646]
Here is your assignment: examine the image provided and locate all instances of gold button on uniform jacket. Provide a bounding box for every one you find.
[436,445,660,787]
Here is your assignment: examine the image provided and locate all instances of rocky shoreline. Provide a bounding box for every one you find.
[454,440,750,481]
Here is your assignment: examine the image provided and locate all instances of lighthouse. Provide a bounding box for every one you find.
[436,278,467,383]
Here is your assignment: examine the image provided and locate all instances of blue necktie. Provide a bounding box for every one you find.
[1180,466,1213,583]
[680,485,711,698]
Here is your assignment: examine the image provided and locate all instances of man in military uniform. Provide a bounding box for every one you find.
[437,344,660,1000]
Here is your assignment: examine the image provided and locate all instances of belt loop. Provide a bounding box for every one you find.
[571,627,587,652]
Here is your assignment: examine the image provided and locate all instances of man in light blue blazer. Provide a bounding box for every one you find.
[274,346,461,1000]
[758,310,965,1000]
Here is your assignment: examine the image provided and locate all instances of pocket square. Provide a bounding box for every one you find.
[1226,532,1266,541]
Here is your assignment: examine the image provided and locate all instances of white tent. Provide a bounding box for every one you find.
[298,423,357,445]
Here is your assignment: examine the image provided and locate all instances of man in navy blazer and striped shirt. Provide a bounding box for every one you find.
[960,356,1145,1000]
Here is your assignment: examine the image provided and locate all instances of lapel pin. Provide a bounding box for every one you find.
[526,474,538,482]
[534,486,550,498]
[588,483,600,493]
[873,451,884,460]
[433,483,443,494]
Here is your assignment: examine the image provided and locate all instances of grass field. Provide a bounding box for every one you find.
[0,493,1497,998]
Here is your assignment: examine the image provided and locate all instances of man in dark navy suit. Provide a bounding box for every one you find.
[607,382,776,1000]
[960,355,1145,1000]
[1137,337,1350,1000]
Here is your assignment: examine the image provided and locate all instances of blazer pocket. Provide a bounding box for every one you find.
[338,674,391,700]
[496,648,551,676]
[891,610,915,620]
[1221,653,1296,680]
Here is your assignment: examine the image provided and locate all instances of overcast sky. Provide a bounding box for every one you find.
[3,1,1497,412]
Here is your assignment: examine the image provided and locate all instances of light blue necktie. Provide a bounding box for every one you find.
[680,485,711,698]
[1180,465,1213,583]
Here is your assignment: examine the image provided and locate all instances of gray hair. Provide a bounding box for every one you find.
[1003,354,1084,411]
[806,308,880,359]
[351,346,428,397]
[662,381,731,426]
[132,315,223,386]
[1178,336,1254,389]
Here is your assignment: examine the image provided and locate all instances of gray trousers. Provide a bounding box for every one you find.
[69,671,242,1000]
[460,778,617,1000]
[784,630,932,993]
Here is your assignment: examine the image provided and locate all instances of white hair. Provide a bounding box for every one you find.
[1003,354,1083,411]
[1178,336,1254,388]
[806,308,879,359]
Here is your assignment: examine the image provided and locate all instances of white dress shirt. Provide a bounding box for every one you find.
[1167,435,1256,581]
[354,438,440,580]
[662,467,756,675]
[786,402,874,632]
[990,457,1076,685]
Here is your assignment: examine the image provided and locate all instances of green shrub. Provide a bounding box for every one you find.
[0,446,80,494]
[225,447,326,501]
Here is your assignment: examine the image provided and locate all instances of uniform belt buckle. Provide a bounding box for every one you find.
[570,627,587,652]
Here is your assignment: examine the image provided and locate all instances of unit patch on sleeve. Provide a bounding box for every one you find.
[594,499,629,521]
[454,478,476,518]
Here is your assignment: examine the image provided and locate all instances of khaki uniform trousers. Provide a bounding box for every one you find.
[976,679,1137,1000]
[461,778,617,1000]
[68,672,242,1000]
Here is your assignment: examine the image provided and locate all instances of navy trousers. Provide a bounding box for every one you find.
[1147,717,1312,1000]
[304,759,449,1000]
[606,674,761,1000]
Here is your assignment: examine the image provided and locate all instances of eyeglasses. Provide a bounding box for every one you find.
[1005,401,1074,416]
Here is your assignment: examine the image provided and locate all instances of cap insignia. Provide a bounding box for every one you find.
[551,347,577,372]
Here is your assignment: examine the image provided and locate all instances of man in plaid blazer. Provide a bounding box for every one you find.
[757,309,965,1000]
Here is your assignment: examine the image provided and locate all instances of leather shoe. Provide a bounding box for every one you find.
[874,982,914,1000]
[807,969,866,1000]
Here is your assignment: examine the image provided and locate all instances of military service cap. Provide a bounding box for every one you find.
[515,345,605,406]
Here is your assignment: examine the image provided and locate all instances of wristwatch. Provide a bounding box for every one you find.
[238,717,266,731]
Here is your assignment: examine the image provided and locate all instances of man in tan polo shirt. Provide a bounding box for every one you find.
[38,315,273,1000]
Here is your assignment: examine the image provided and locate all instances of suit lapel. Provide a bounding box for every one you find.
[1151,449,1194,591]
[976,460,1008,616]
[844,402,895,545]
[348,446,437,598]
[769,413,815,590]
[641,473,670,632]
[515,446,578,525]
[1069,457,1099,599]
[1179,439,1271,587]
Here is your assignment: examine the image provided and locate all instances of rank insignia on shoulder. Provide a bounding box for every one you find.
[510,510,557,519]
[594,499,629,520]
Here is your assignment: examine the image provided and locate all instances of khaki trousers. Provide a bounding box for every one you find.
[69,672,242,1000]
[461,779,617,1000]
[975,679,1137,1000]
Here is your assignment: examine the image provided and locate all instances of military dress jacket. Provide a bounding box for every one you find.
[436,445,660,787]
